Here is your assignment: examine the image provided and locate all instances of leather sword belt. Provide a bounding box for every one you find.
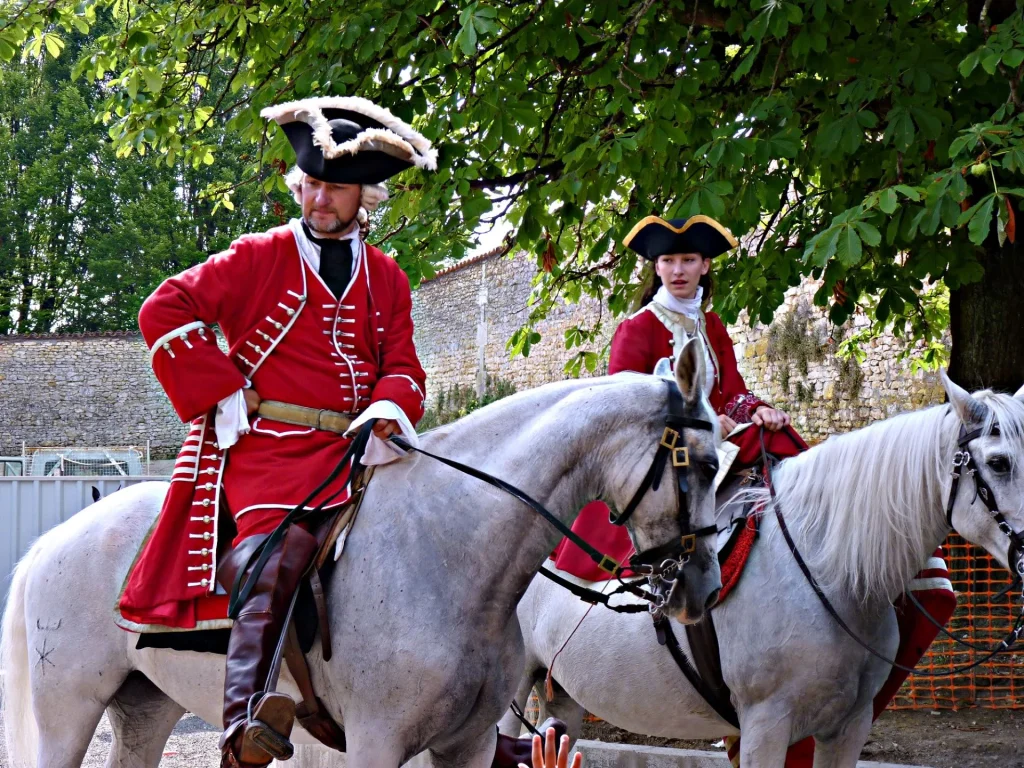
[257,401,355,435]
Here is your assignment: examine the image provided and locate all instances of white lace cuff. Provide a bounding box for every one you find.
[215,382,251,450]
[346,400,418,466]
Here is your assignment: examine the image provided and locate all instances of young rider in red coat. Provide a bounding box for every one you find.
[552,214,956,768]
[553,215,805,580]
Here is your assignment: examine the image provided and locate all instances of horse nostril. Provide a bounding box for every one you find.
[705,588,721,611]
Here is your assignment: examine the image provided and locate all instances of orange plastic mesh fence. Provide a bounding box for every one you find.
[892,535,1024,710]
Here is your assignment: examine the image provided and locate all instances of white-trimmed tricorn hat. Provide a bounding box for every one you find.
[261,96,438,185]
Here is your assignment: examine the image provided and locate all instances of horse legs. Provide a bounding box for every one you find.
[737,705,795,768]
[25,635,130,768]
[429,727,499,768]
[104,671,187,768]
[31,693,109,768]
[497,669,540,737]
[533,676,584,744]
[810,706,873,768]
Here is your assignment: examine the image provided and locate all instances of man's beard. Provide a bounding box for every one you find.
[303,213,353,235]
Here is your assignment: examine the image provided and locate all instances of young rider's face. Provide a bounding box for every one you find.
[655,252,710,300]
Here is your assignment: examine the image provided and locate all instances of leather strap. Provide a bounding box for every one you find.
[284,625,348,751]
[683,614,737,726]
[654,617,739,728]
[258,400,355,435]
[309,568,332,663]
[537,567,649,614]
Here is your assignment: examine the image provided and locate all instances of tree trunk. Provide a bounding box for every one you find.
[949,234,1024,394]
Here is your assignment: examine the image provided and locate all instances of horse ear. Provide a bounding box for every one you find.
[942,370,989,426]
[674,337,704,405]
[1014,381,1024,401]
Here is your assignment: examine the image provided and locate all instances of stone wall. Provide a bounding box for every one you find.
[0,251,947,457]
[411,251,611,398]
[0,333,186,458]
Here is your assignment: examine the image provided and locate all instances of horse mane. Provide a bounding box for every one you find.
[759,390,1024,604]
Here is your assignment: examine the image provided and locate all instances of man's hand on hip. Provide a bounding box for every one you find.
[243,389,262,416]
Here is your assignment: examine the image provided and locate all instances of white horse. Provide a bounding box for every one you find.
[502,374,1024,768]
[1,342,723,768]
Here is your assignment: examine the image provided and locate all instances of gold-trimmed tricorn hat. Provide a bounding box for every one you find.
[623,215,738,261]
[261,96,438,185]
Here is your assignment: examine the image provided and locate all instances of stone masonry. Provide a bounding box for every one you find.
[0,332,184,458]
[0,250,946,457]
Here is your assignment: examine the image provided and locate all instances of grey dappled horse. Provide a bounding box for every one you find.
[502,374,1024,768]
[1,340,722,768]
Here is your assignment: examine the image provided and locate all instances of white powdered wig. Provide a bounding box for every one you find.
[284,166,389,211]
[750,390,1024,604]
[262,96,438,171]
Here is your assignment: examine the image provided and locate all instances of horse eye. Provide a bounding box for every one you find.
[701,461,719,481]
[987,455,1012,475]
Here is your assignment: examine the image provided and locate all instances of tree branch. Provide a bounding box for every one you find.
[469,160,564,190]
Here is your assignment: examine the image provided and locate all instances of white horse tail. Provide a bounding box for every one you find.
[1,542,41,768]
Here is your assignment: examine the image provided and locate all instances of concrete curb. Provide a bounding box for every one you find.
[291,739,935,768]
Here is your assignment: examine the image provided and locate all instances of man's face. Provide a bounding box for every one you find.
[300,176,361,234]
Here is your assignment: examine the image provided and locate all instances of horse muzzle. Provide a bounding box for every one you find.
[657,553,722,625]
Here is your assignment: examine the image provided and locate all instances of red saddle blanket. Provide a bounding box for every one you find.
[551,501,758,604]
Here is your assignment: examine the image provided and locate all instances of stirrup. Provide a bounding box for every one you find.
[245,692,297,761]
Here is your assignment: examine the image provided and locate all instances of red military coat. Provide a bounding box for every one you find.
[117,224,426,631]
[552,303,806,580]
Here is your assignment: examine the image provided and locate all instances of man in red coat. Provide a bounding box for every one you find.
[117,97,441,767]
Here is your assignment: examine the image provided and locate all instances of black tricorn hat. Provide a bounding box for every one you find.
[261,96,438,185]
[622,215,739,261]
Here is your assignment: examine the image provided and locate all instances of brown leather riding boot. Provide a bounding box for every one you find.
[217,525,320,768]
[492,718,568,768]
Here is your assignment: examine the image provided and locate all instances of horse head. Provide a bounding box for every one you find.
[606,337,722,624]
[943,372,1024,580]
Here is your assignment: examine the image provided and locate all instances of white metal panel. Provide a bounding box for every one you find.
[0,476,168,602]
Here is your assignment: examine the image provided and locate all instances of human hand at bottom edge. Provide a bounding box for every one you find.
[519,728,582,768]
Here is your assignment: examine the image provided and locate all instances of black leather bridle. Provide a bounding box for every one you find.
[946,423,1024,571]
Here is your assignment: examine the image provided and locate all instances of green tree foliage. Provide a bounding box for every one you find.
[2,0,1023,384]
[0,19,290,333]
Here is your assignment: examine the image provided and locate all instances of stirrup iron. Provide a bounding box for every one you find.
[246,692,297,761]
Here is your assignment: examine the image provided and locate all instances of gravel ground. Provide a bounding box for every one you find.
[3,708,1019,767]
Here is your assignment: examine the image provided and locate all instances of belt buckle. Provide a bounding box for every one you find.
[680,534,696,555]
[316,409,330,431]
